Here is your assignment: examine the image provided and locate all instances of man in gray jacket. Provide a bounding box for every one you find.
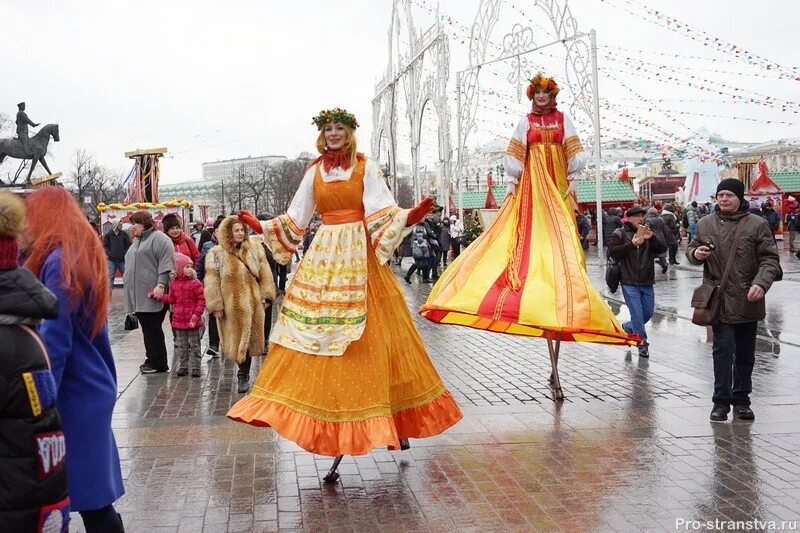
[687,179,780,422]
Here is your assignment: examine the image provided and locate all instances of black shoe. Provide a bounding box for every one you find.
[191,369,201,378]
[403,275,411,284]
[422,278,432,283]
[141,364,166,374]
[661,264,668,273]
[206,347,220,358]
[176,368,188,377]
[710,403,730,422]
[733,405,755,420]
[638,345,649,358]
[237,377,250,393]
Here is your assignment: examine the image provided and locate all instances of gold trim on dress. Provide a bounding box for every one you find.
[506,137,526,162]
[564,135,584,161]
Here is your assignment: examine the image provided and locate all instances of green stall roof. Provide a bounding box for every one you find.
[772,172,800,193]
[575,180,636,204]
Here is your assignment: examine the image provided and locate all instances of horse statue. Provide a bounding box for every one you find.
[0,123,60,184]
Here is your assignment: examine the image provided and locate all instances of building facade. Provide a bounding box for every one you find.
[202,155,288,182]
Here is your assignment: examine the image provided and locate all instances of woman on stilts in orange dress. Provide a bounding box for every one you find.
[228,108,462,466]
[422,74,636,390]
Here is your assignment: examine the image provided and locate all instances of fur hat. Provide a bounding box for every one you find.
[0,191,25,270]
[174,252,193,276]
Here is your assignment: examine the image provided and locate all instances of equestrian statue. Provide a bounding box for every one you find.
[0,102,60,184]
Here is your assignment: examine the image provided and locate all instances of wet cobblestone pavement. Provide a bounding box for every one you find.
[70,248,800,532]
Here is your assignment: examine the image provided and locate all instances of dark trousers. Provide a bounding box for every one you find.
[80,504,123,533]
[429,252,440,279]
[238,355,252,380]
[405,259,430,281]
[137,305,168,371]
[668,243,679,264]
[451,241,461,259]
[208,314,219,351]
[277,264,288,291]
[712,322,757,406]
[263,303,273,346]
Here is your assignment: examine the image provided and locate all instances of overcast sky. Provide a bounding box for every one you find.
[3,0,798,184]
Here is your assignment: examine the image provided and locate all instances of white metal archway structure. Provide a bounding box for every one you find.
[371,1,452,206]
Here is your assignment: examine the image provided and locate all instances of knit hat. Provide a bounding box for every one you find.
[174,253,193,276]
[716,178,746,205]
[0,192,25,270]
[162,213,181,232]
[205,217,215,227]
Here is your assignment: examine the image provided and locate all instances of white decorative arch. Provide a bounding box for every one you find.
[371,0,451,206]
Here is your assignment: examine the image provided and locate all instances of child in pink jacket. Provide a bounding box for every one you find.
[150,253,205,377]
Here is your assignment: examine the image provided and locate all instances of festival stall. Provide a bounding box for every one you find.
[97,199,193,234]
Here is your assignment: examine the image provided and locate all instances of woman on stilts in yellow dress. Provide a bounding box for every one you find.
[422,74,636,392]
[228,108,462,468]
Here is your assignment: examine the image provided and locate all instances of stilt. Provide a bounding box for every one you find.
[546,333,564,401]
[323,455,344,484]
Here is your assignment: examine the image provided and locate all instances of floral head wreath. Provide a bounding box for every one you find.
[526,73,560,100]
[311,108,359,131]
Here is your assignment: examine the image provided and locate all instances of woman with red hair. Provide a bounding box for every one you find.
[23,187,125,533]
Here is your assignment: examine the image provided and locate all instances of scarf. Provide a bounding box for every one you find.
[531,102,558,115]
[319,149,353,173]
[169,231,187,246]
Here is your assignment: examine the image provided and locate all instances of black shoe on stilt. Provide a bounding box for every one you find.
[323,455,344,483]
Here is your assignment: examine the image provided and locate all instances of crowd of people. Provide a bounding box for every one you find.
[402,208,464,284]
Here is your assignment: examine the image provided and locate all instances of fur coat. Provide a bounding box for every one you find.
[204,217,276,363]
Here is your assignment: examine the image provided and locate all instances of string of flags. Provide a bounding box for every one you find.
[599,0,800,79]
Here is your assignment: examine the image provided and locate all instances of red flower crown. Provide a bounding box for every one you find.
[526,73,560,100]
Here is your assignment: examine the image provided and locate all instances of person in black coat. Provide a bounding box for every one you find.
[440,217,452,268]
[103,219,132,291]
[0,192,70,532]
[257,214,280,350]
[422,208,443,280]
[646,207,669,273]
[602,208,623,256]
[576,211,591,251]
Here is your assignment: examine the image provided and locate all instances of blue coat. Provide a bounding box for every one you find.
[38,249,124,512]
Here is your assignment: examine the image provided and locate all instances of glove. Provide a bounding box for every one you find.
[406,197,435,227]
[189,315,199,329]
[238,210,263,234]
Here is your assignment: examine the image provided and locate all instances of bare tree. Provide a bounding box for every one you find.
[270,156,309,214]
[239,160,272,215]
[396,179,414,208]
[90,166,127,205]
[68,148,97,202]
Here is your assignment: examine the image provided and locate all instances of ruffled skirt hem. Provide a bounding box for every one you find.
[227,390,462,457]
